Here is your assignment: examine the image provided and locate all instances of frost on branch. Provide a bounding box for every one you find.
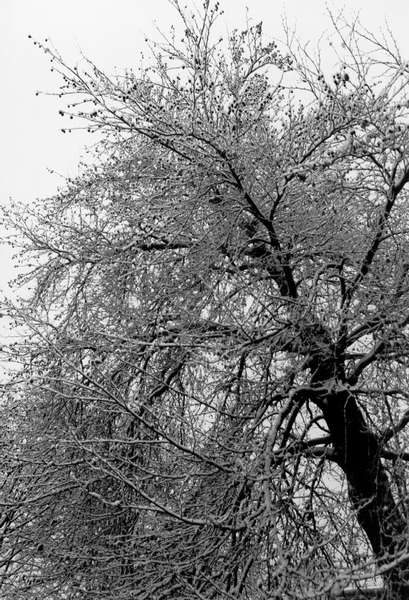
[2,4,409,599]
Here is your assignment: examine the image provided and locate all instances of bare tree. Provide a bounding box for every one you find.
[2,2,409,598]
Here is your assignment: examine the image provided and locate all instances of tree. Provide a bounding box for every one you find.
[2,2,409,597]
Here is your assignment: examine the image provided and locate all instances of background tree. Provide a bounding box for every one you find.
[2,1,409,597]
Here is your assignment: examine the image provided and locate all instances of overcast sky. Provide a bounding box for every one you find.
[1,0,409,288]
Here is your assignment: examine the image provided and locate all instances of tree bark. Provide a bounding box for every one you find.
[311,366,409,598]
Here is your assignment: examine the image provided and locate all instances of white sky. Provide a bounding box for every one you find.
[1,0,409,287]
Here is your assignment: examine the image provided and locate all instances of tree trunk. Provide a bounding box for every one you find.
[313,375,409,598]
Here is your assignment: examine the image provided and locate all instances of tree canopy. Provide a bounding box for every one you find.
[2,2,409,598]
